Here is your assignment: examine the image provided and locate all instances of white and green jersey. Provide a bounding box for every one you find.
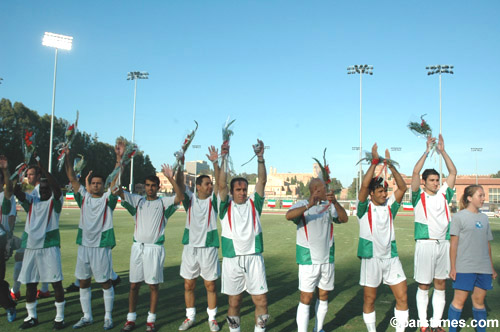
[290,200,340,265]
[412,183,454,240]
[74,187,118,248]
[219,192,264,258]
[181,189,219,248]
[20,194,63,249]
[121,192,178,245]
[1,193,16,233]
[357,195,400,259]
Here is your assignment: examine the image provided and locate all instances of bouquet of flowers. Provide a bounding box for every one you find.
[55,111,79,172]
[408,114,436,155]
[312,148,331,186]
[220,118,236,173]
[105,137,138,188]
[73,154,87,178]
[10,129,36,181]
[356,151,400,181]
[172,121,199,173]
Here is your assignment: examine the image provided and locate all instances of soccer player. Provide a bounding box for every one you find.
[357,144,408,332]
[286,177,348,332]
[411,134,456,332]
[176,146,221,332]
[65,144,123,330]
[218,139,269,332]
[13,161,66,330]
[116,165,184,332]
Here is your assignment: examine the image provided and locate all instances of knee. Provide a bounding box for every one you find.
[149,284,159,292]
[434,279,446,290]
[184,279,196,292]
[130,283,141,292]
[254,294,268,308]
[228,296,242,309]
[204,281,216,293]
[300,292,314,305]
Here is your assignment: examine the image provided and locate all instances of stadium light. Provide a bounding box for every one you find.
[347,65,373,196]
[127,71,149,192]
[42,32,73,172]
[471,147,482,185]
[426,64,454,184]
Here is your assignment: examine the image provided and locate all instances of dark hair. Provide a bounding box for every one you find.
[460,185,483,210]
[230,177,248,194]
[422,169,439,181]
[27,165,42,176]
[196,175,211,186]
[369,177,388,192]
[145,175,160,186]
[89,173,105,183]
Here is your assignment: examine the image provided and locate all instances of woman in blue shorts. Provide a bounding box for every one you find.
[448,185,497,332]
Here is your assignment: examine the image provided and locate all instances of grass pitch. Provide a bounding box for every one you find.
[2,209,499,331]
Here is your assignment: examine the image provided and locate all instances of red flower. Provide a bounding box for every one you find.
[68,124,75,131]
[325,165,330,174]
[326,179,332,184]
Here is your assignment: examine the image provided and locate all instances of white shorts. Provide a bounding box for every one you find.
[180,246,220,281]
[414,239,450,284]
[359,257,406,287]
[18,247,63,284]
[298,263,335,293]
[75,246,113,283]
[129,242,165,284]
[222,254,268,296]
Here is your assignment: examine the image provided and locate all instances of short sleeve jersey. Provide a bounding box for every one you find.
[289,200,340,265]
[218,192,264,257]
[121,192,177,245]
[74,186,118,248]
[20,194,63,249]
[1,193,17,233]
[357,195,400,259]
[181,189,219,248]
[450,209,494,274]
[412,182,454,240]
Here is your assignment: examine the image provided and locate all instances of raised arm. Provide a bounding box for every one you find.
[207,146,219,195]
[0,155,12,200]
[437,134,457,188]
[39,161,62,199]
[109,141,125,189]
[175,163,186,194]
[411,136,435,192]
[162,164,184,204]
[218,143,229,199]
[358,143,379,202]
[254,139,267,197]
[64,150,81,192]
[386,149,407,203]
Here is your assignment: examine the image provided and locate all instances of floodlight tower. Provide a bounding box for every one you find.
[347,64,373,194]
[42,32,73,171]
[426,64,454,184]
[127,71,149,192]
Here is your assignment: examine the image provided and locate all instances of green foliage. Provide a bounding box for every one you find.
[347,177,358,199]
[493,171,500,178]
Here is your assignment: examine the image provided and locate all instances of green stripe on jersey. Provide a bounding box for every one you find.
[44,229,60,248]
[100,228,116,248]
[205,229,219,248]
[221,236,236,258]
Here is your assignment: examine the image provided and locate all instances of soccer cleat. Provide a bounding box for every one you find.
[121,321,136,332]
[10,289,21,301]
[104,318,114,330]
[36,289,51,299]
[178,318,195,330]
[65,283,80,293]
[146,322,156,332]
[73,317,94,329]
[53,320,66,330]
[112,276,122,288]
[431,328,446,332]
[7,307,16,322]
[19,317,39,329]
[208,319,220,332]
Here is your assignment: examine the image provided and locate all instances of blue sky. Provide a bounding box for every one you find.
[1,1,499,186]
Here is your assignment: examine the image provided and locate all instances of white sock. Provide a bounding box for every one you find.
[111,270,118,280]
[186,307,196,320]
[127,312,137,322]
[431,289,446,328]
[40,282,49,292]
[416,288,429,327]
[394,308,408,332]
[363,311,376,332]
[12,261,22,293]
[296,302,310,332]
[103,287,114,320]
[26,301,37,319]
[79,287,92,320]
[147,311,156,323]
[229,328,241,332]
[207,307,217,321]
[54,301,65,322]
[254,325,266,332]
[314,300,328,331]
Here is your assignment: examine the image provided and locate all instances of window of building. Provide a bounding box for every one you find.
[489,188,500,203]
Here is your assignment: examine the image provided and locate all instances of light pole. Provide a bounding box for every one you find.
[191,144,201,194]
[471,147,482,185]
[426,64,454,185]
[42,32,73,172]
[352,146,360,199]
[127,71,149,192]
[348,64,373,194]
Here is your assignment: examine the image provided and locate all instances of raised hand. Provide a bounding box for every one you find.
[326,190,337,203]
[385,149,390,161]
[437,134,444,153]
[206,145,219,162]
[221,142,230,156]
[254,139,264,158]
[371,143,379,160]
[426,136,436,152]
[162,163,174,179]
[115,141,125,161]
[86,170,93,188]
[308,188,322,207]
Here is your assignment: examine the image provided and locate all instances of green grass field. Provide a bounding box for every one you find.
[2,209,499,332]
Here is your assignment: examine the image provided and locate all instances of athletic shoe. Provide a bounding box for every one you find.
[36,289,51,299]
[65,284,80,293]
[53,320,66,330]
[10,289,21,301]
[208,319,220,332]
[19,317,39,329]
[73,317,94,329]
[121,321,136,331]
[432,328,446,332]
[104,319,114,330]
[6,307,16,322]
[146,322,156,332]
[112,276,122,287]
[178,318,195,330]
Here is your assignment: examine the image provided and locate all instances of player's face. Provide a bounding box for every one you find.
[468,187,485,209]
[423,175,440,194]
[90,177,104,196]
[232,181,248,204]
[145,179,159,199]
[196,177,213,199]
[39,182,52,201]
[370,187,388,206]
[26,168,40,186]
[311,182,327,201]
